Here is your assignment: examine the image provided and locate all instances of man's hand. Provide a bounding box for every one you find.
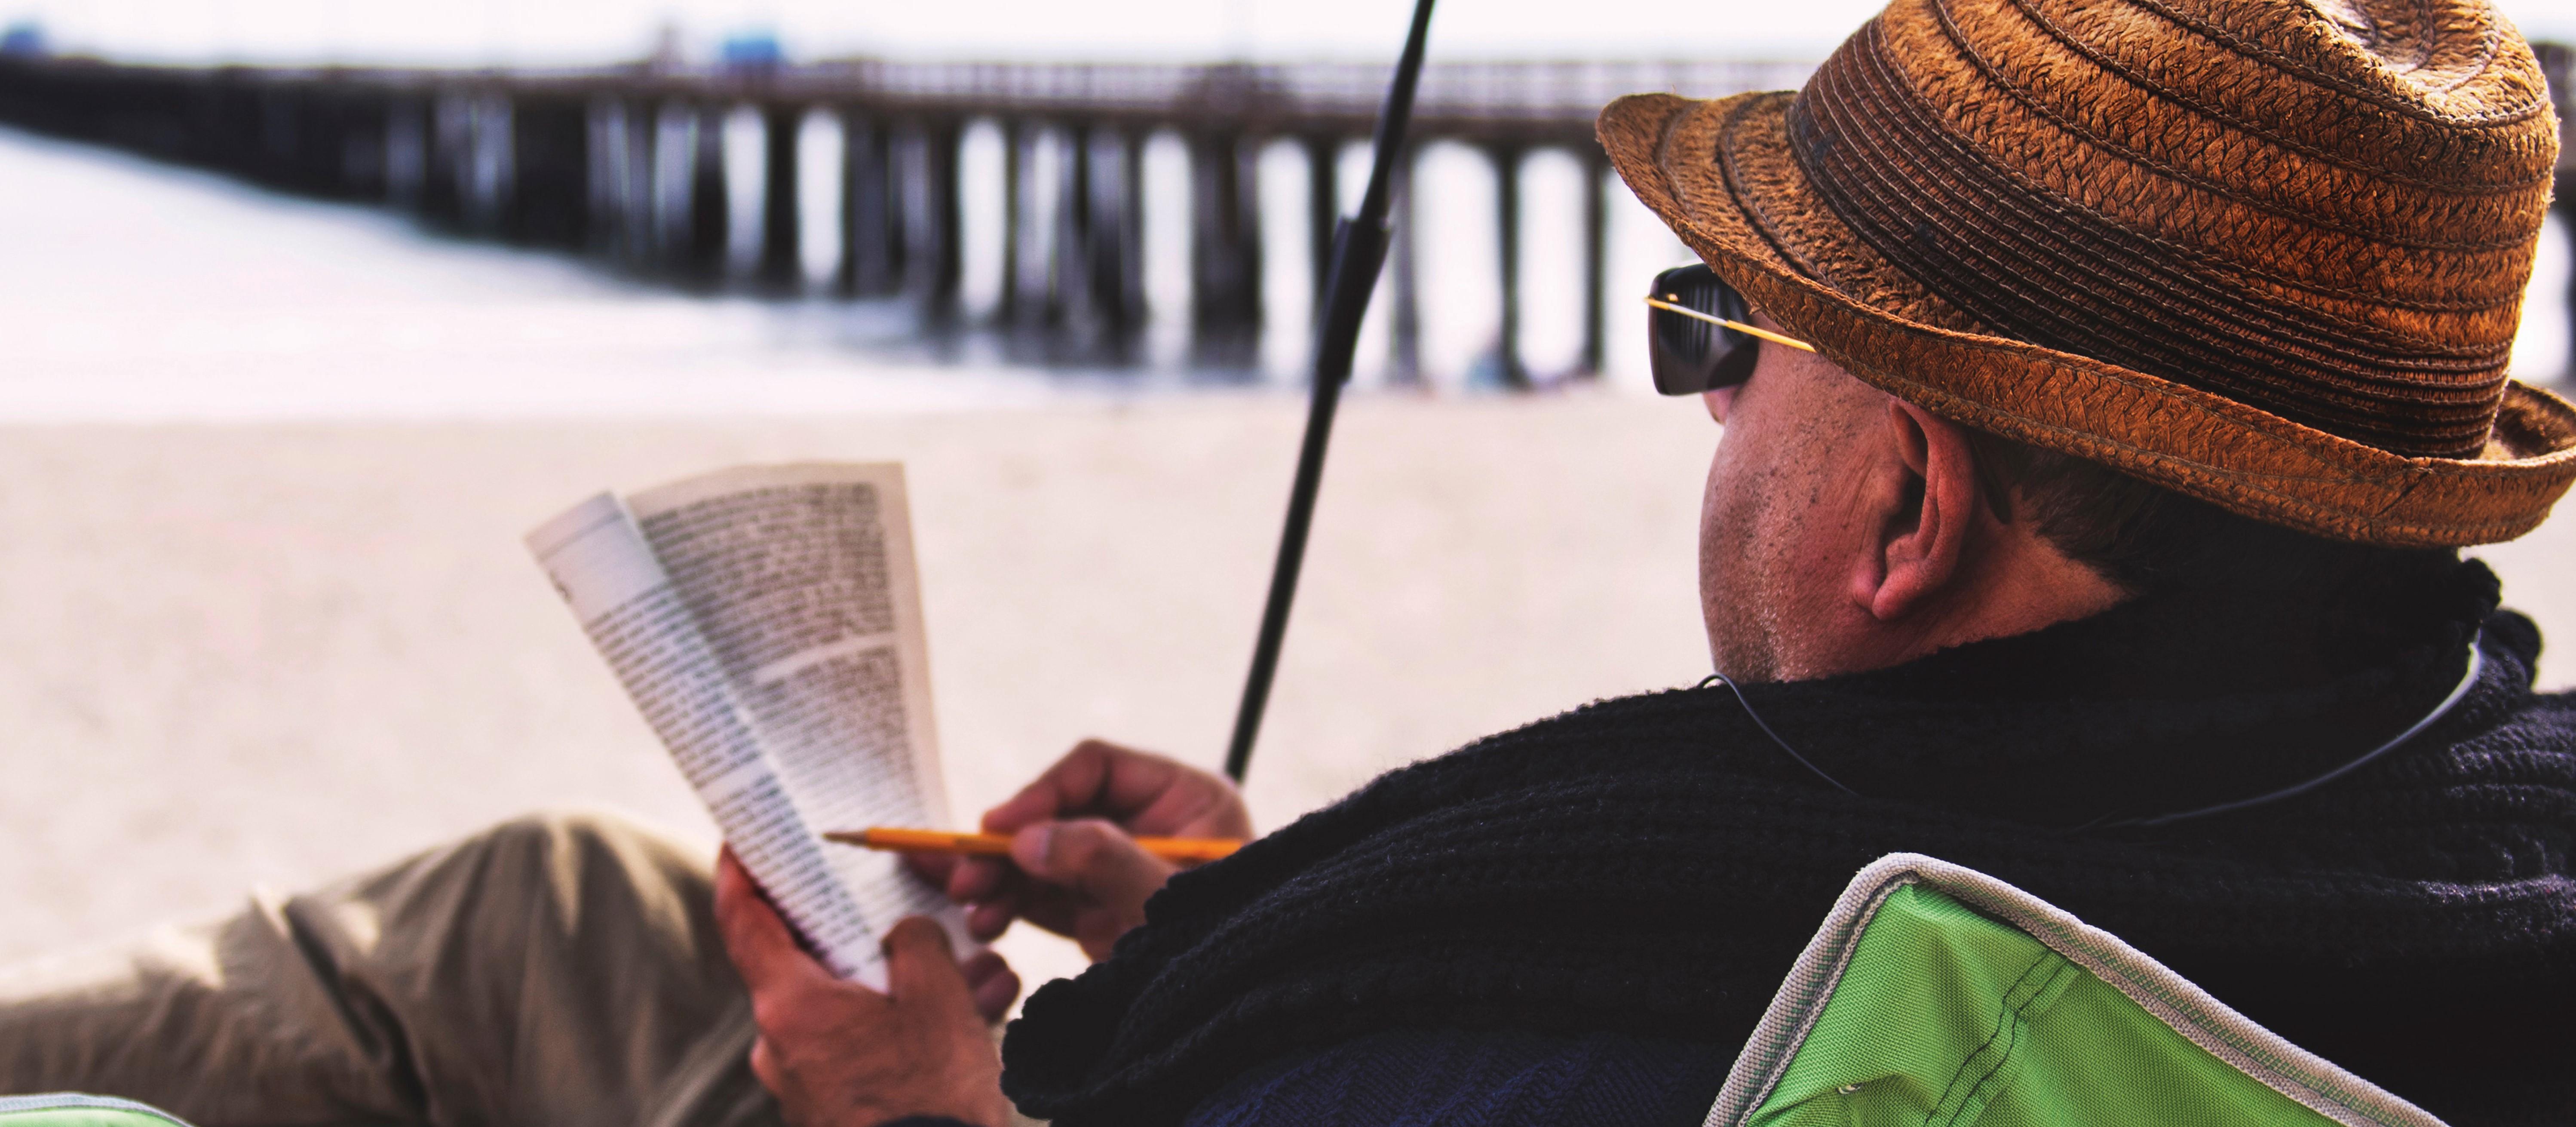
[715,851,1013,1127]
[908,740,1251,961]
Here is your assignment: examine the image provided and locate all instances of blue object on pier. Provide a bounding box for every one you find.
[0,22,45,58]
[719,31,784,72]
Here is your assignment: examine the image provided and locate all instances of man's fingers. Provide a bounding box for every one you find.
[1125,771,1254,839]
[882,916,975,1008]
[983,740,1251,843]
[982,740,1199,831]
[1010,819,1173,908]
[947,857,1009,903]
[714,850,833,995]
[966,895,1017,943]
[981,742,1115,832]
[960,948,1008,987]
[903,849,960,891]
[961,950,1021,1023]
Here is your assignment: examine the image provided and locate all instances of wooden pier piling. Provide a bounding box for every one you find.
[617,97,658,265]
[1579,150,1608,378]
[419,93,465,225]
[837,112,898,295]
[1114,130,1147,333]
[997,120,1028,321]
[684,103,730,284]
[1388,146,1423,384]
[507,92,589,249]
[1303,135,1339,308]
[1190,130,1263,367]
[917,119,965,316]
[1489,143,1526,389]
[757,103,803,289]
[1052,123,1093,329]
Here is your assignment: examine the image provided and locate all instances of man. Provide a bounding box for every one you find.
[6,0,2575,1124]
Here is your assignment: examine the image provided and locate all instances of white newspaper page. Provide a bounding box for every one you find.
[627,464,963,962]
[527,464,960,988]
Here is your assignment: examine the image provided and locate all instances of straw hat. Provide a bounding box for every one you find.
[1598,0,2576,546]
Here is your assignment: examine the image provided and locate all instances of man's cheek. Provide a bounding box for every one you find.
[1699,454,1761,636]
[1700,423,1763,559]
[1698,450,1733,590]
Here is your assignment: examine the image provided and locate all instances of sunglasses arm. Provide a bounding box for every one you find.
[1644,296,1818,353]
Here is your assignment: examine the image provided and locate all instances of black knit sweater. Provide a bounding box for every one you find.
[1002,560,2574,1127]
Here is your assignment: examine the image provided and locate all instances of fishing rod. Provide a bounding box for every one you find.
[1222,0,1439,783]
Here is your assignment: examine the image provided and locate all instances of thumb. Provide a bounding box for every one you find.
[882,915,972,1008]
[715,849,831,994]
[1010,819,1171,908]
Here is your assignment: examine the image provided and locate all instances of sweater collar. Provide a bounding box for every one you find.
[1723,558,2506,828]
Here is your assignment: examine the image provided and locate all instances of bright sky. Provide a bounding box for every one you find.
[19,0,2576,67]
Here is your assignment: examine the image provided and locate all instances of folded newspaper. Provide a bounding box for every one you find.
[526,462,965,988]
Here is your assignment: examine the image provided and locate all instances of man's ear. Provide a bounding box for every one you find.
[1857,400,1982,622]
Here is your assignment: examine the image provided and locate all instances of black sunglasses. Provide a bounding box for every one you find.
[1644,264,1815,396]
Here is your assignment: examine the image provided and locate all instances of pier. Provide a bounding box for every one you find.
[3,51,2574,382]
[0,55,1812,383]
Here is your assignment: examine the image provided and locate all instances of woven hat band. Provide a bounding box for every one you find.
[1786,7,2528,459]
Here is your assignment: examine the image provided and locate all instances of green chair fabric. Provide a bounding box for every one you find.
[0,1095,193,1127]
[1708,855,2447,1127]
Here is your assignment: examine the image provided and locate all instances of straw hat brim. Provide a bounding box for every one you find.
[1598,90,2576,548]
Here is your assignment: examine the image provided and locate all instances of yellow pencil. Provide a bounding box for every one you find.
[825,826,1244,864]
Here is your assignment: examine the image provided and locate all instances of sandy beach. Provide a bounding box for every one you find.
[0,395,1714,988]
[0,396,2569,994]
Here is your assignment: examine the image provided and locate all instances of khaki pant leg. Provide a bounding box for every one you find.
[0,811,782,1127]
